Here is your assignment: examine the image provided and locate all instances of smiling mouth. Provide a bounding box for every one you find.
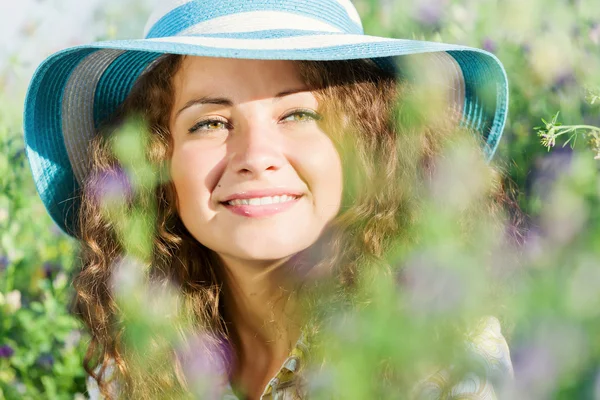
[221,194,301,206]
[220,195,303,217]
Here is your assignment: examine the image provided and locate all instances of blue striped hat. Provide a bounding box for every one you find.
[24,0,509,237]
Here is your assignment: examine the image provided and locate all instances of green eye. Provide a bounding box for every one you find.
[283,110,322,123]
[189,119,228,133]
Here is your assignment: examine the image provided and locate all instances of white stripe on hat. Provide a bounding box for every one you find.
[336,0,362,28]
[180,11,343,35]
[143,0,363,38]
[62,50,125,184]
[147,33,397,50]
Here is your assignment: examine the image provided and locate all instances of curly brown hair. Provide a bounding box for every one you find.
[71,54,520,399]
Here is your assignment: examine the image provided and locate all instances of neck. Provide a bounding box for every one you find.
[219,255,304,398]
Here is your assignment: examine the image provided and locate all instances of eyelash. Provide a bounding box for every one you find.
[187,109,322,134]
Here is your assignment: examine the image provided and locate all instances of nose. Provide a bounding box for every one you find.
[228,119,285,178]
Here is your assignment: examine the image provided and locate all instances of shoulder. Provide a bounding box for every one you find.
[413,316,513,400]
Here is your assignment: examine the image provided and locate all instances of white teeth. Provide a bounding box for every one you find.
[260,197,273,205]
[227,195,298,206]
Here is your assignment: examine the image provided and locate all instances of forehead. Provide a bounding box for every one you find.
[172,56,305,99]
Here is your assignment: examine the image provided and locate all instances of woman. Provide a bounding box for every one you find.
[23,0,514,398]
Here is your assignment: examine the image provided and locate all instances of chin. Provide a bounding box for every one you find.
[230,234,316,262]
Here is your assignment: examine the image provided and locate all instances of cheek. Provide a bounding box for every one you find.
[170,144,225,218]
[290,133,343,218]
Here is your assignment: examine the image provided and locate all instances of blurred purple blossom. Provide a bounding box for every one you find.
[0,255,8,272]
[414,0,447,27]
[175,333,232,399]
[482,37,497,53]
[399,254,465,314]
[511,343,558,399]
[43,261,61,280]
[0,344,14,358]
[36,353,55,370]
[521,226,546,264]
[590,23,600,45]
[525,146,573,201]
[551,71,577,92]
[511,321,588,399]
[86,166,133,207]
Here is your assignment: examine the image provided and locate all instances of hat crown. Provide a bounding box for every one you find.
[143,0,364,39]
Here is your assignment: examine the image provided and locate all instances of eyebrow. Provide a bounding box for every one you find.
[174,87,311,119]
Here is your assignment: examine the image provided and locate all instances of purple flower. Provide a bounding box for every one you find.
[36,353,55,370]
[0,345,14,358]
[551,71,576,92]
[510,321,587,398]
[414,0,447,27]
[175,333,232,399]
[85,167,133,207]
[0,255,8,273]
[482,37,497,53]
[42,262,61,280]
[590,23,600,45]
[525,146,573,201]
[399,253,465,315]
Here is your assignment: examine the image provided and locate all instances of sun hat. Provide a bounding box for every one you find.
[23,0,509,237]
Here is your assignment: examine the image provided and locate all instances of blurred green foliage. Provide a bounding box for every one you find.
[0,94,87,398]
[1,0,599,398]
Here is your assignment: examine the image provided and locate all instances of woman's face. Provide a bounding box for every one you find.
[169,57,343,268]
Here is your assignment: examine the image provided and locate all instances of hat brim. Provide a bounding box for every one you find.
[24,32,508,236]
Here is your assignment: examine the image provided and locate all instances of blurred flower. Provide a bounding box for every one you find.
[482,37,497,53]
[0,255,8,272]
[64,329,82,352]
[52,271,68,290]
[511,321,588,399]
[110,255,148,300]
[429,138,490,212]
[86,166,133,208]
[521,227,547,264]
[508,343,557,399]
[400,254,465,315]
[526,146,573,201]
[36,353,55,370]
[551,71,576,92]
[42,261,61,279]
[0,345,14,358]
[5,289,21,313]
[175,333,231,399]
[414,0,447,27]
[590,23,600,45]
